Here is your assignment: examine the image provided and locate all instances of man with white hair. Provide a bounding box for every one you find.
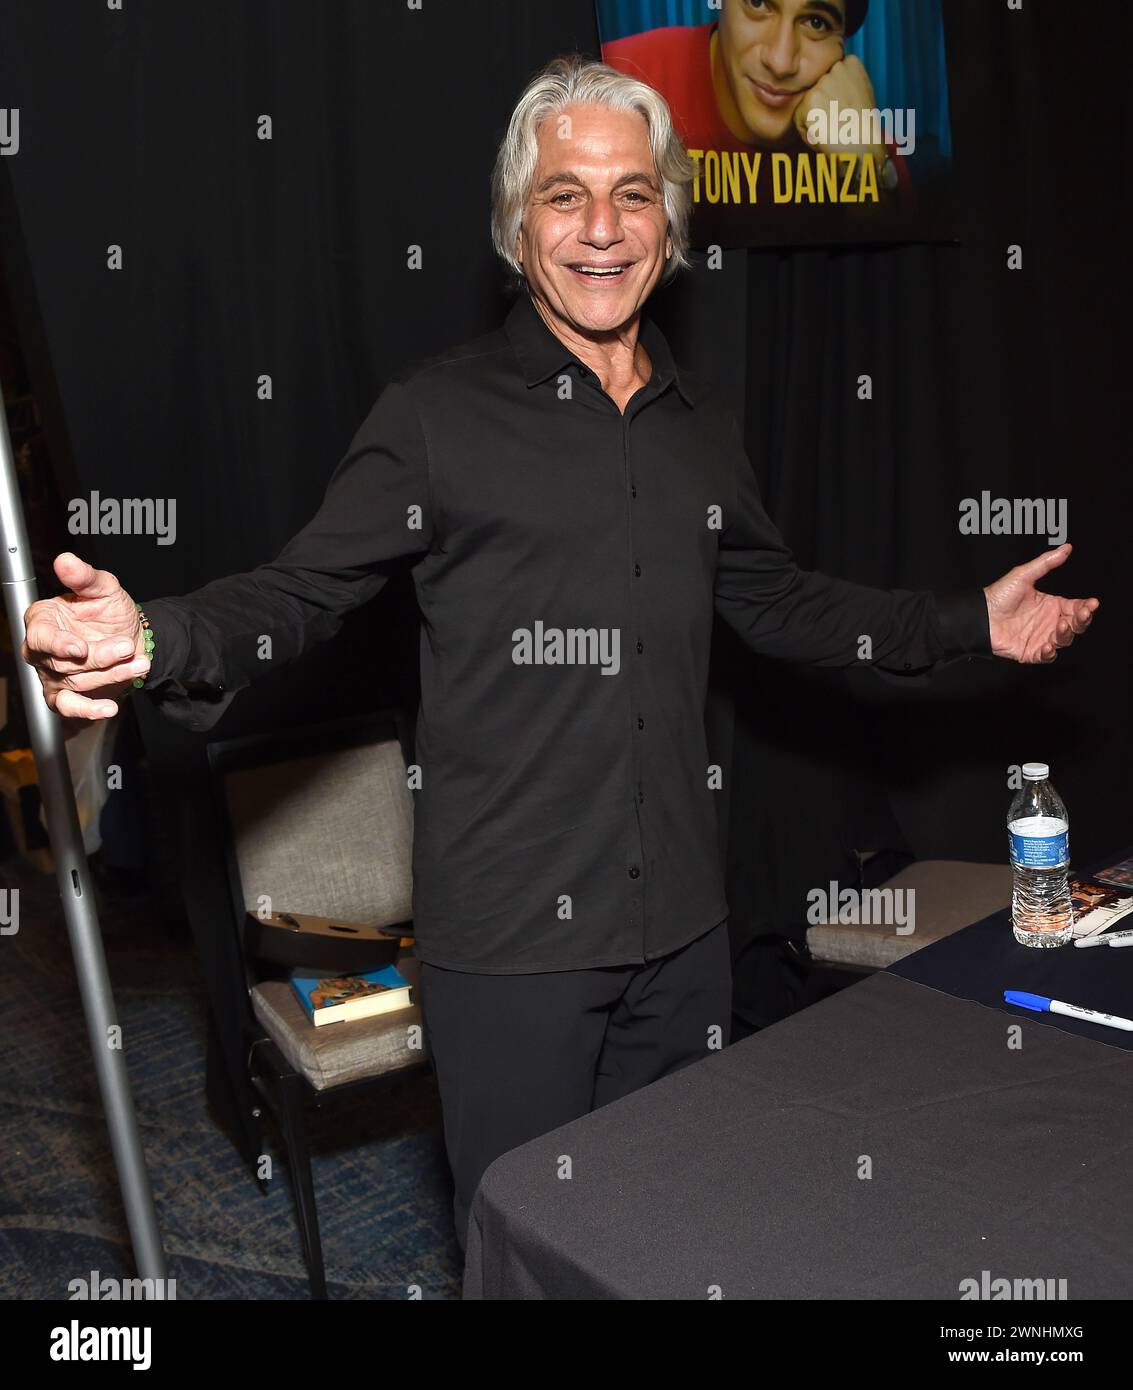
[22,55,1097,1253]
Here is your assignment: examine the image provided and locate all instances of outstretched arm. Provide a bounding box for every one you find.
[713,418,1097,673]
[713,418,989,674]
[22,379,434,733]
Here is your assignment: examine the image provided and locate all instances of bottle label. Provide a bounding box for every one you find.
[1009,817,1069,868]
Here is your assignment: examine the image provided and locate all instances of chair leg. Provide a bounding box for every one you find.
[276,1071,328,1300]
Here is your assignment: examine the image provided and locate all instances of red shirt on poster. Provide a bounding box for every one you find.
[603,22,748,153]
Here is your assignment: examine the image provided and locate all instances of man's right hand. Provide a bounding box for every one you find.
[21,552,152,724]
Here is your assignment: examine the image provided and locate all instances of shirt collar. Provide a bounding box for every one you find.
[504,291,697,407]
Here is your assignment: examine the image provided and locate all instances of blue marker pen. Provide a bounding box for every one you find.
[1004,990,1133,1034]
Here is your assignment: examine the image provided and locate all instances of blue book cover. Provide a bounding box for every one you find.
[290,964,410,1024]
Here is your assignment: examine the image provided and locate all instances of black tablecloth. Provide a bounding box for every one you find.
[463,971,1133,1299]
[890,851,1133,1053]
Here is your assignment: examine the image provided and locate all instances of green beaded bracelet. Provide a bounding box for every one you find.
[132,601,155,689]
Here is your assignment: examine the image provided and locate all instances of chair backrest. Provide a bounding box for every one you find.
[208,712,414,932]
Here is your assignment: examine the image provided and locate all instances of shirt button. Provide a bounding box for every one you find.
[637,715,645,730]
[631,485,637,498]
[633,563,642,577]
[628,866,640,879]
[638,789,645,804]
[636,640,643,654]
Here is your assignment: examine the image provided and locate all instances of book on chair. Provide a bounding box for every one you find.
[290,964,412,1027]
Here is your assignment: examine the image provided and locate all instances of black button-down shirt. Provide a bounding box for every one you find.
[145,291,991,973]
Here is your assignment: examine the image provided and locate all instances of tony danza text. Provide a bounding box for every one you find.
[688,149,887,205]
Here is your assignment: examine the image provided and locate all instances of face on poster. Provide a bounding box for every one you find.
[597,0,955,247]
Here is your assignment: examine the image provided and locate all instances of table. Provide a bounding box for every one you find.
[890,877,1133,1054]
[463,967,1133,1299]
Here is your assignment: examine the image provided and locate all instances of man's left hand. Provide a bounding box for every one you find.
[984,544,1099,664]
[793,55,884,166]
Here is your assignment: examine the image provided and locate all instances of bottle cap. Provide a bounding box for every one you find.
[1022,762,1049,780]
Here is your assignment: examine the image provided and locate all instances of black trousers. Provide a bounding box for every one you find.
[418,920,732,1251]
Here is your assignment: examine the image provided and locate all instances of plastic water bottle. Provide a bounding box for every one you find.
[1008,762,1072,947]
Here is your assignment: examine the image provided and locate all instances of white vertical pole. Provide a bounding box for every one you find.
[0,392,166,1283]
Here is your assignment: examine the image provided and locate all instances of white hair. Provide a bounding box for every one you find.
[490,53,695,289]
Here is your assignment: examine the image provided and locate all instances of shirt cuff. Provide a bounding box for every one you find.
[138,597,237,732]
[933,589,992,660]
[138,598,191,687]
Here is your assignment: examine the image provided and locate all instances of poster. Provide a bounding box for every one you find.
[597,0,956,248]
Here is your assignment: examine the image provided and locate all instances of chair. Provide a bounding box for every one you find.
[806,857,1014,972]
[206,710,429,1298]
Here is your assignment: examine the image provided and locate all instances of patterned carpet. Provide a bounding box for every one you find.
[0,862,464,1300]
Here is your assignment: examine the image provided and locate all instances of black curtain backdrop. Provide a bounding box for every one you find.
[1,1,1127,1043]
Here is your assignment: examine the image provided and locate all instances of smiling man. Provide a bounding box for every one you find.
[514,99,676,406]
[22,55,1097,1257]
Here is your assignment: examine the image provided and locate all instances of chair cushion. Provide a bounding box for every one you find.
[806,859,1014,970]
[251,955,427,1091]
